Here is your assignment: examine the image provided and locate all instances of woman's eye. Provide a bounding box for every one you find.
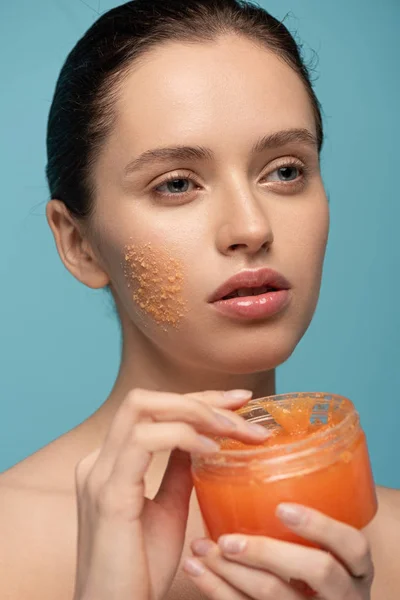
[154,177,195,196]
[267,166,302,182]
[152,163,305,201]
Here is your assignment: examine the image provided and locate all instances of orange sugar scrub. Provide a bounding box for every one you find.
[191,393,378,546]
[123,241,188,330]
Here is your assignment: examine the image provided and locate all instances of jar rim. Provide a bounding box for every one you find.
[197,392,358,464]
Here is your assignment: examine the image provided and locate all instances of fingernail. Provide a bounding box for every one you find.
[192,538,214,556]
[215,413,237,430]
[197,435,220,451]
[218,535,247,554]
[246,423,270,437]
[183,557,205,577]
[223,389,253,401]
[276,504,306,526]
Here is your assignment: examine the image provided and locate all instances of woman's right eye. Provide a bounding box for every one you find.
[154,177,195,196]
[151,172,201,202]
[268,166,302,182]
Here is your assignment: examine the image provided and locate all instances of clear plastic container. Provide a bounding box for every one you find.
[191,392,378,545]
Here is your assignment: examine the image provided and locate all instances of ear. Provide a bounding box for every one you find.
[46,199,110,289]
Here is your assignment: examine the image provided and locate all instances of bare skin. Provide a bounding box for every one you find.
[0,428,399,599]
[1,34,399,599]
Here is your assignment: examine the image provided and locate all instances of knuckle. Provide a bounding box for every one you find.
[312,512,329,537]
[258,576,284,599]
[366,561,375,584]
[126,387,142,408]
[90,478,141,521]
[85,472,102,498]
[352,534,371,563]
[206,578,227,599]
[176,422,195,441]
[96,482,120,516]
[341,580,357,600]
[74,469,85,494]
[316,552,337,584]
[188,394,211,415]
[198,403,216,423]
[74,458,86,483]
[74,452,96,488]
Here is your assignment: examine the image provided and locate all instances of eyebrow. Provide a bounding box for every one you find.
[123,128,318,178]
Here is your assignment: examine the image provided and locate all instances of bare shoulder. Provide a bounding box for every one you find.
[376,485,400,512]
[368,486,400,600]
[0,436,82,600]
[372,485,400,541]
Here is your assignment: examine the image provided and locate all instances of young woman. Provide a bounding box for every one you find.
[0,1,399,599]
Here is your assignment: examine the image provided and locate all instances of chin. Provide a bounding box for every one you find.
[217,346,297,375]
[189,327,302,376]
[204,303,317,375]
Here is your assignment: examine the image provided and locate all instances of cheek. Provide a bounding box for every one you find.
[121,240,189,330]
[290,196,329,268]
[298,202,330,313]
[310,200,330,268]
[279,197,329,310]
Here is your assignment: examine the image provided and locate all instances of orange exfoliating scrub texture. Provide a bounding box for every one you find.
[123,241,187,329]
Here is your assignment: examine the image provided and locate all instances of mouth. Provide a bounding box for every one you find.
[208,268,291,320]
[221,285,280,300]
[209,268,291,304]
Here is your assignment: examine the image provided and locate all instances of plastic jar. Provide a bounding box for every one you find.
[191,392,378,546]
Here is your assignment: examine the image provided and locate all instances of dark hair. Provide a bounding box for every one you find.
[45,0,323,220]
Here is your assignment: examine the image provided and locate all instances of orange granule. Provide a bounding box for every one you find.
[123,241,188,329]
[226,396,341,450]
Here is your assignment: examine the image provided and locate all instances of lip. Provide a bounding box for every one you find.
[208,267,292,321]
[208,267,291,303]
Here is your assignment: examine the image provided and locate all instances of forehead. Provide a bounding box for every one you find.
[108,35,316,161]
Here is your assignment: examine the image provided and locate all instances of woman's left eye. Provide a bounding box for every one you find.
[266,165,302,182]
[153,176,197,198]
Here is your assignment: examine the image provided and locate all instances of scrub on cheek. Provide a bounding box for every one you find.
[123,241,188,330]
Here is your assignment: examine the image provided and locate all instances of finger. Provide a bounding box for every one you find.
[99,389,267,471]
[182,558,250,600]
[189,391,272,444]
[211,406,271,443]
[125,393,268,444]
[93,422,222,521]
[186,389,253,409]
[108,421,221,493]
[130,390,261,440]
[94,388,254,479]
[216,534,357,600]
[276,503,374,579]
[154,449,193,515]
[93,389,144,478]
[191,539,303,600]
[134,421,226,454]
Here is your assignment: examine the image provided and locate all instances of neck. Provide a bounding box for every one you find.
[87,318,276,439]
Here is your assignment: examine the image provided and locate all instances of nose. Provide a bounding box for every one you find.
[215,183,274,256]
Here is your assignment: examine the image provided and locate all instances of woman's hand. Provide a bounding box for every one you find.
[184,503,374,599]
[72,387,269,600]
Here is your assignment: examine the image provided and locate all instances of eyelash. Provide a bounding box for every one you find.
[150,159,310,201]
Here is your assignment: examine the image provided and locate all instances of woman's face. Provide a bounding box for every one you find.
[89,34,329,373]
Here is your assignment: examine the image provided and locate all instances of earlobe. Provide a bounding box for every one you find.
[46,199,110,289]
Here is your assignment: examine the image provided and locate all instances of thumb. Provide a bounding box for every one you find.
[154,449,193,520]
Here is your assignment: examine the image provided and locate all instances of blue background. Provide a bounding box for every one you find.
[1,1,399,486]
